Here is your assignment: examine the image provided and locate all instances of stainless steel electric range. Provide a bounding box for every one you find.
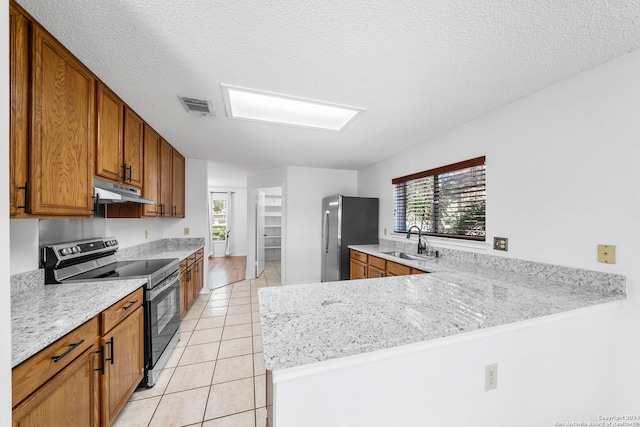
[41,237,181,388]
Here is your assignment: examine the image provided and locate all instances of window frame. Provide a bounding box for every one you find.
[392,156,486,241]
[210,192,228,242]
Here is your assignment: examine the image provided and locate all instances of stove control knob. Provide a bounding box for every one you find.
[105,241,111,247]
[60,248,71,256]
[112,240,118,246]
[71,246,79,254]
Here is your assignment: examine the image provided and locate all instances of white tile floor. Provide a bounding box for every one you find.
[112,261,281,427]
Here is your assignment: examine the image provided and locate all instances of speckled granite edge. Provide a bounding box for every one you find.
[116,237,205,260]
[378,238,626,294]
[10,269,44,296]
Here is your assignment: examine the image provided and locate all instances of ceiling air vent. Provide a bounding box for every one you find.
[178,96,215,117]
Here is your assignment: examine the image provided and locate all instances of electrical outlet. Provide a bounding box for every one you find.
[597,244,616,264]
[184,227,190,236]
[384,228,387,235]
[485,363,498,391]
[144,229,148,239]
[493,237,508,251]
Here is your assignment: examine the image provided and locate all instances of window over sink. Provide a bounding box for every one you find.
[392,156,486,241]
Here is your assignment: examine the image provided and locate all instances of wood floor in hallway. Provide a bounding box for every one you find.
[208,256,247,289]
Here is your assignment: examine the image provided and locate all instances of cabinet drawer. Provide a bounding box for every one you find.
[196,248,204,260]
[187,253,196,267]
[411,267,429,275]
[180,260,187,273]
[368,255,385,270]
[12,316,99,407]
[386,261,411,276]
[101,288,144,335]
[350,250,367,263]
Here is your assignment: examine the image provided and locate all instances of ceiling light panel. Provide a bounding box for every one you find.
[221,84,365,131]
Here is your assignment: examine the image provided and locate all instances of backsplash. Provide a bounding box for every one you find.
[378,238,626,294]
[10,269,44,296]
[115,237,205,261]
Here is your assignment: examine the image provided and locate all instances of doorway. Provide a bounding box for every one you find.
[255,186,282,278]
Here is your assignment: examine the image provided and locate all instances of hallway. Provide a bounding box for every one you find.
[208,256,247,289]
[112,261,281,427]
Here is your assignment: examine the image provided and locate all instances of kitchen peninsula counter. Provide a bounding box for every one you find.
[259,244,626,371]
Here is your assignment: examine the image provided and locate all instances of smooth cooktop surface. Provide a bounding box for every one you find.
[69,258,178,281]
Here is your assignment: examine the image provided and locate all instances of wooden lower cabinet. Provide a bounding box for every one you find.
[350,258,367,280]
[180,249,204,318]
[350,250,430,280]
[12,343,101,427]
[386,260,411,277]
[12,288,144,427]
[368,265,386,278]
[194,249,204,298]
[101,306,144,426]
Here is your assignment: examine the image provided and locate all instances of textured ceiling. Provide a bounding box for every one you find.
[16,0,640,171]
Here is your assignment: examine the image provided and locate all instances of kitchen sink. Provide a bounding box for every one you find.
[381,251,424,261]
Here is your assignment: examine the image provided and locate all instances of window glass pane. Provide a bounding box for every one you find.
[211,193,227,241]
[393,159,485,241]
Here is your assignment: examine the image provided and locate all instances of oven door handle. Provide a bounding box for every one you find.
[148,271,180,300]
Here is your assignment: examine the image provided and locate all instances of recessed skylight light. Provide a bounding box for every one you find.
[221,84,365,132]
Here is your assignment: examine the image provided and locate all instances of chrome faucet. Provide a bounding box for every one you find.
[406,225,428,255]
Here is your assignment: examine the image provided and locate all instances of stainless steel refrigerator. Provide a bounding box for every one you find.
[321,195,379,282]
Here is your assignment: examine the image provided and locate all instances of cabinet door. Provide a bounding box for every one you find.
[195,254,204,296]
[179,264,188,318]
[142,124,160,217]
[159,139,173,217]
[350,258,367,280]
[12,344,101,427]
[95,82,123,183]
[171,149,185,218]
[9,4,30,217]
[386,261,411,277]
[123,107,144,188]
[101,306,144,427]
[368,265,386,279]
[31,24,95,216]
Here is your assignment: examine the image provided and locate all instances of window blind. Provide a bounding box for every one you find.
[393,156,486,240]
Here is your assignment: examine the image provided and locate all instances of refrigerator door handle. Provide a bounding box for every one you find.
[323,210,330,253]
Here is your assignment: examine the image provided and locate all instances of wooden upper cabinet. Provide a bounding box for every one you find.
[30,24,95,216]
[96,83,144,189]
[171,149,185,218]
[159,139,173,217]
[142,124,161,217]
[95,82,124,183]
[123,107,144,188]
[9,3,30,217]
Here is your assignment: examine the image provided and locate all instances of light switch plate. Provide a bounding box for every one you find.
[493,237,508,251]
[597,244,616,264]
[184,227,190,236]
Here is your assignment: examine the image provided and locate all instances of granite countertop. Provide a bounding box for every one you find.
[11,238,205,368]
[11,278,146,367]
[259,244,626,372]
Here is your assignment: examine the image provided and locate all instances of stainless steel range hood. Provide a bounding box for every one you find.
[94,178,155,205]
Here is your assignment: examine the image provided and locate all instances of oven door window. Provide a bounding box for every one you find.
[148,279,180,366]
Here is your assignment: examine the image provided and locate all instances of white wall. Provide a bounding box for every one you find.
[9,218,39,274]
[285,166,358,284]
[1,0,12,422]
[357,49,640,414]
